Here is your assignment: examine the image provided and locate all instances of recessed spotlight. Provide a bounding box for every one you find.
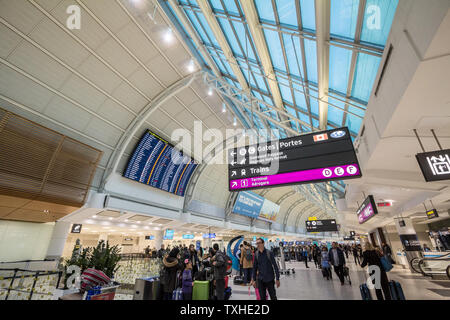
[109,217,113,220]
[233,117,237,126]
[125,219,129,222]
[208,87,213,96]
[222,103,226,113]
[164,28,175,44]
[187,59,195,73]
[93,215,97,218]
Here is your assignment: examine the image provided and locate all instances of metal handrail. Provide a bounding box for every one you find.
[410,253,450,278]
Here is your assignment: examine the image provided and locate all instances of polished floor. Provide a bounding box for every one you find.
[229,258,450,300]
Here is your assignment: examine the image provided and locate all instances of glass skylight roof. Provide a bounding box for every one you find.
[164,0,398,204]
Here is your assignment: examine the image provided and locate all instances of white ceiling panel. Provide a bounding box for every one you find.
[127,67,164,100]
[81,0,130,34]
[0,65,53,113]
[34,0,62,12]
[83,117,122,146]
[95,38,140,78]
[163,41,190,71]
[51,0,110,51]
[146,109,172,131]
[203,114,224,130]
[30,19,91,68]
[161,97,185,118]
[97,98,134,130]
[59,74,107,113]
[188,100,211,121]
[174,109,198,130]
[0,23,22,59]
[111,82,147,114]
[0,0,45,35]
[8,41,72,89]
[76,55,123,94]
[43,95,93,132]
[175,88,198,107]
[145,54,179,87]
[115,22,161,64]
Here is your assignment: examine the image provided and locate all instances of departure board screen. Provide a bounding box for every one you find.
[123,131,197,196]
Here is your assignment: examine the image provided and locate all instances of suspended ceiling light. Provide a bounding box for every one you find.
[222,103,226,113]
[233,117,237,126]
[208,87,214,96]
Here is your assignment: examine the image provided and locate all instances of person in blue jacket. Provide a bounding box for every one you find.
[328,242,346,285]
[182,259,194,300]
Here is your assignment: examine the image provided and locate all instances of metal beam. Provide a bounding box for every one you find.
[276,190,296,205]
[283,198,306,230]
[315,0,330,130]
[197,0,249,93]
[342,0,366,127]
[239,1,286,117]
[294,205,316,230]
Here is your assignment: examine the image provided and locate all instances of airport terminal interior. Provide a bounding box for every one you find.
[0,0,449,301]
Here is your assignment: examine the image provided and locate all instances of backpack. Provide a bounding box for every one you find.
[245,248,253,261]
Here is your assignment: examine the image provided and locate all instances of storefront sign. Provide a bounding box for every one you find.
[399,234,422,251]
[416,149,450,182]
[145,235,155,240]
[202,233,216,239]
[182,234,195,239]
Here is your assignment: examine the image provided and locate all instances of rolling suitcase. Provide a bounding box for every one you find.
[224,287,232,300]
[172,287,183,300]
[360,283,372,300]
[389,280,405,300]
[193,281,210,300]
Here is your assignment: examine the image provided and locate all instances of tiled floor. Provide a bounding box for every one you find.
[229,258,450,300]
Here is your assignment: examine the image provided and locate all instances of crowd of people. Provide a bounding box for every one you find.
[146,239,398,301]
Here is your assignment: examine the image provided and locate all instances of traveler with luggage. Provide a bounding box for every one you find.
[240,241,254,286]
[328,242,346,285]
[321,246,332,280]
[211,243,227,300]
[251,238,280,300]
[185,244,199,277]
[382,242,394,264]
[361,242,392,300]
[161,248,183,300]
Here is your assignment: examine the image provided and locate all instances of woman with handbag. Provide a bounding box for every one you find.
[361,242,392,300]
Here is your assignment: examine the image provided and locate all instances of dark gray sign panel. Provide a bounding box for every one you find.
[305,219,338,232]
[416,149,450,182]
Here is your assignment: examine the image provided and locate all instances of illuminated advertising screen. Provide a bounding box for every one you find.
[357,195,378,224]
[228,127,361,191]
[232,191,280,222]
[124,130,197,196]
[164,229,174,240]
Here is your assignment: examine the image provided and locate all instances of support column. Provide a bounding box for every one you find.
[394,217,423,272]
[45,221,72,260]
[154,230,164,250]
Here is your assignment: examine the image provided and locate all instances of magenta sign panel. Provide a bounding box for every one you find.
[230,164,361,190]
[356,195,378,224]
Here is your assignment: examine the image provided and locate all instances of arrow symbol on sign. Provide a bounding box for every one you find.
[231,182,238,188]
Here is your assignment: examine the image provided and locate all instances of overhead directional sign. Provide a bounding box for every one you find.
[228,127,361,191]
[305,219,338,232]
[426,208,439,219]
[416,149,450,182]
[357,195,378,224]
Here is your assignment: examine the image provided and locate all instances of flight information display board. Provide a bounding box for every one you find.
[124,130,197,196]
[305,219,338,232]
[228,127,361,191]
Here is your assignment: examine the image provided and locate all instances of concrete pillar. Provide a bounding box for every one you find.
[45,221,72,260]
[394,217,423,272]
[154,230,164,250]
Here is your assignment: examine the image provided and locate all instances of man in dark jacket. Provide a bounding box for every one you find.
[328,242,346,285]
[211,243,226,300]
[157,244,166,259]
[251,238,280,300]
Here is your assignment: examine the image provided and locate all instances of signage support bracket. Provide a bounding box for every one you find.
[430,129,443,151]
[413,129,426,152]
